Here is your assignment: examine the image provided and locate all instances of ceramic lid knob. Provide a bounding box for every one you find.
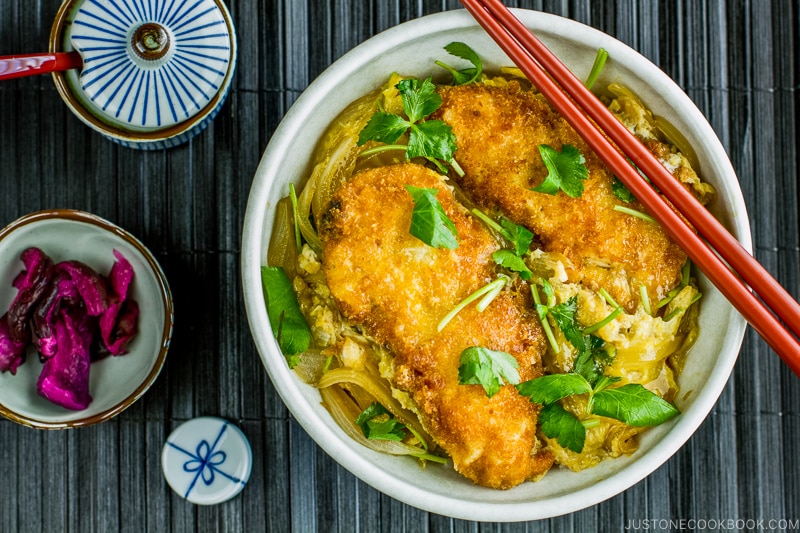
[131,23,170,61]
[161,417,252,505]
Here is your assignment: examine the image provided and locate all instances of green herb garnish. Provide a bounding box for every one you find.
[516,373,592,405]
[458,346,520,398]
[437,275,508,332]
[611,176,635,203]
[405,185,459,249]
[435,42,483,85]
[358,77,458,170]
[584,48,608,90]
[500,218,535,256]
[533,144,589,198]
[517,289,678,453]
[355,403,407,441]
[639,285,652,315]
[613,204,656,223]
[531,280,560,353]
[539,403,587,453]
[582,308,624,337]
[261,266,312,366]
[471,209,534,256]
[517,371,679,452]
[590,383,681,426]
[572,335,615,386]
[491,249,532,280]
[548,296,585,349]
[656,260,693,309]
[544,294,619,385]
[289,183,302,251]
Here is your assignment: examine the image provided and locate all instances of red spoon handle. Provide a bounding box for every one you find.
[0,52,82,81]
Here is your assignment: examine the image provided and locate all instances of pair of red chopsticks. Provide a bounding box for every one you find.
[460,0,800,375]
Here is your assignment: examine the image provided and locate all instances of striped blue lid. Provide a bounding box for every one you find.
[70,0,234,131]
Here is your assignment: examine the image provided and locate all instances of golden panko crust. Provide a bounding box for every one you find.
[319,163,553,488]
[434,82,688,310]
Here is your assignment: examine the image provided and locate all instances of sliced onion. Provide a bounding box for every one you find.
[292,349,329,384]
[317,367,431,448]
[320,386,443,460]
[267,197,298,275]
[654,115,701,171]
[295,170,323,253]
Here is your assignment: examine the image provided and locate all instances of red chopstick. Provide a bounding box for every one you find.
[460,0,800,374]
[0,52,82,81]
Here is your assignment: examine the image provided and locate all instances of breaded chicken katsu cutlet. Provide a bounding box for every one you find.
[434,82,691,311]
[319,163,553,489]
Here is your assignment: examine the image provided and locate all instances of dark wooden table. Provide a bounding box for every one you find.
[1,1,798,531]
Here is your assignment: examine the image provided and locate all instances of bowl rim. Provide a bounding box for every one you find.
[0,209,174,429]
[241,8,749,521]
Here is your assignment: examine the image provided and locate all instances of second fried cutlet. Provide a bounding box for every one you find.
[434,82,689,311]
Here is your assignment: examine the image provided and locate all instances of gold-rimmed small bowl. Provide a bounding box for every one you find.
[0,210,173,429]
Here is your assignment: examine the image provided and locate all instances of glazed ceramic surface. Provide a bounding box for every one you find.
[240,10,750,522]
[161,417,252,505]
[0,210,173,428]
[50,0,237,150]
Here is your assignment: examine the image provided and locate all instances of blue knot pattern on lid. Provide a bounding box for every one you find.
[162,417,252,505]
[70,0,233,130]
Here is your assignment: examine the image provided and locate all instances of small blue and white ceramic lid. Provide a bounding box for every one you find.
[162,417,252,505]
[49,0,237,150]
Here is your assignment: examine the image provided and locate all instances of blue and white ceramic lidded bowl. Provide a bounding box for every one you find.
[49,0,237,150]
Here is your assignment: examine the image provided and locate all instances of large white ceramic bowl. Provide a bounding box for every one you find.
[241,9,749,522]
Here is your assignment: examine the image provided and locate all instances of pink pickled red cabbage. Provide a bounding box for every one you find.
[31,271,79,359]
[0,313,28,374]
[2,247,140,410]
[54,260,108,317]
[36,307,94,410]
[7,247,53,343]
[99,250,138,355]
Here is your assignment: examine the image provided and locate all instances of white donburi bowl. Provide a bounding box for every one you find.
[241,9,749,522]
[0,210,173,429]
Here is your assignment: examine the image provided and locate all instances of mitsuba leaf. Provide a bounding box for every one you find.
[458,346,520,398]
[611,176,636,203]
[358,75,460,170]
[499,217,534,256]
[358,112,411,146]
[408,120,457,162]
[548,296,585,350]
[533,144,589,198]
[397,77,442,123]
[405,185,459,249]
[355,403,407,441]
[516,373,592,405]
[592,383,680,426]
[437,42,483,85]
[261,266,312,358]
[539,403,586,453]
[572,335,612,386]
[492,250,532,280]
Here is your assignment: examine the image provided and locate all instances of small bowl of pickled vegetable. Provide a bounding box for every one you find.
[0,210,173,429]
